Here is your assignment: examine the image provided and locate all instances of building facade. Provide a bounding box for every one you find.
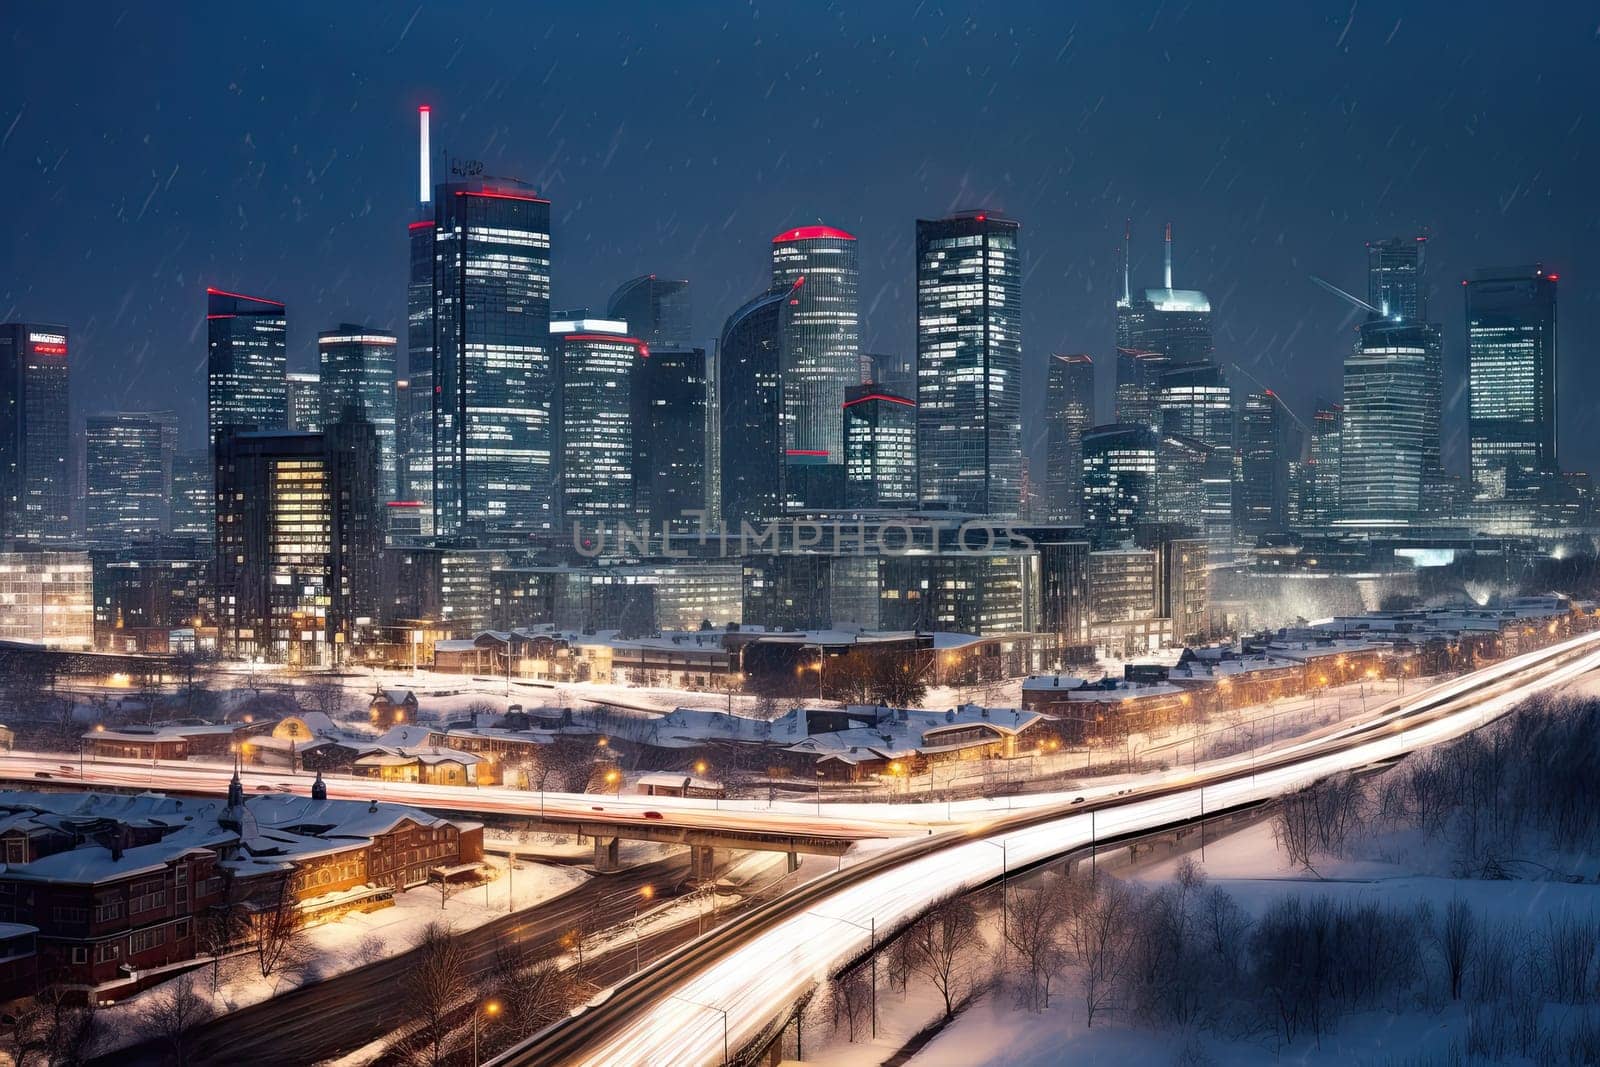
[1081,424,1158,543]
[1044,354,1094,523]
[634,346,708,530]
[606,275,691,348]
[0,551,92,648]
[1341,320,1432,525]
[0,323,71,544]
[556,324,647,528]
[206,289,287,449]
[318,326,399,501]
[1465,266,1558,500]
[85,412,176,542]
[843,387,917,509]
[285,372,322,432]
[915,212,1023,516]
[718,287,790,526]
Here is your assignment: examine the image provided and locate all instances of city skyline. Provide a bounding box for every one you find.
[2,3,1594,477]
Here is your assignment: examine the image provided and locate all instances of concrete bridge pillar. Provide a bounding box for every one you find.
[593,835,621,872]
[690,844,720,882]
[787,850,800,874]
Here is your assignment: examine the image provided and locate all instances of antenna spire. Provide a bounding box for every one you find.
[1122,219,1132,305]
[418,106,431,205]
[1163,221,1173,289]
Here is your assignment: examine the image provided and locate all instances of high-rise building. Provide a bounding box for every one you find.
[1302,400,1343,526]
[318,325,399,500]
[214,418,382,664]
[719,286,791,526]
[285,372,322,432]
[1466,266,1558,499]
[1367,235,1426,322]
[843,386,917,509]
[1115,224,1213,427]
[634,346,708,530]
[0,551,91,648]
[916,211,1023,516]
[605,275,691,349]
[393,377,413,504]
[1081,423,1158,542]
[1044,354,1094,523]
[552,319,645,527]
[1156,360,1234,549]
[169,450,213,540]
[405,107,437,531]
[431,179,552,534]
[771,225,859,510]
[85,412,176,541]
[861,351,915,398]
[0,323,71,543]
[206,288,287,448]
[1340,320,1432,524]
[1155,433,1214,534]
[1236,390,1294,538]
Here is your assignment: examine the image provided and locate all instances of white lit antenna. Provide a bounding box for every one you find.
[1163,221,1173,290]
[418,106,431,205]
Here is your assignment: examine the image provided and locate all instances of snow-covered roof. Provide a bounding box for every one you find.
[375,689,416,705]
[354,746,485,767]
[1023,675,1183,700]
[636,772,720,790]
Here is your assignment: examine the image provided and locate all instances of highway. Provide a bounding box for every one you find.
[494,629,1600,1066]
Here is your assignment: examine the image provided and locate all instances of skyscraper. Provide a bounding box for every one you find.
[718,286,790,526]
[1081,423,1158,542]
[432,179,553,534]
[1302,400,1343,526]
[206,288,287,448]
[1340,320,1431,524]
[915,211,1023,516]
[1115,224,1214,426]
[318,325,399,500]
[861,351,916,398]
[405,106,436,529]
[634,346,708,530]
[170,449,213,540]
[85,412,176,541]
[843,386,917,509]
[771,225,859,510]
[0,323,71,543]
[1236,390,1294,538]
[285,372,321,432]
[552,320,645,527]
[1044,354,1094,523]
[1156,359,1234,549]
[606,275,691,348]
[214,417,381,664]
[1465,266,1558,499]
[1367,235,1426,321]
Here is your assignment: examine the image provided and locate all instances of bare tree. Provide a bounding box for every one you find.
[491,940,582,1041]
[396,922,470,1067]
[1065,873,1135,1027]
[254,878,311,981]
[144,978,213,1066]
[1004,877,1071,1011]
[1436,897,1477,1001]
[4,982,101,1066]
[905,897,980,1019]
[830,965,874,1042]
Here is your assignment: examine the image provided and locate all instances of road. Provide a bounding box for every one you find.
[495,628,1600,1066]
[98,854,697,1066]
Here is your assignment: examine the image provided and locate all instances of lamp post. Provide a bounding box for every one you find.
[981,838,1009,949]
[473,998,501,1067]
[633,885,655,972]
[811,911,877,1037]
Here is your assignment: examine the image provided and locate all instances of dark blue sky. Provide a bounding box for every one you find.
[3,1,1595,474]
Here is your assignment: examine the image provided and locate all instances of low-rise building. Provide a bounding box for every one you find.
[368,689,418,729]
[352,746,488,787]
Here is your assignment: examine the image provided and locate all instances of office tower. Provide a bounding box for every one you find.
[862,351,916,398]
[552,319,644,526]
[1044,354,1094,522]
[843,386,917,509]
[206,288,287,448]
[1155,433,1214,533]
[393,377,412,503]
[1081,423,1158,542]
[214,417,381,664]
[0,550,92,648]
[1466,266,1558,499]
[1302,400,1342,526]
[606,275,691,348]
[1236,390,1294,538]
[719,286,790,526]
[285,372,321,432]
[1156,359,1234,549]
[85,412,176,541]
[404,107,437,528]
[770,225,859,509]
[1367,235,1426,321]
[170,450,213,540]
[318,325,399,500]
[1115,224,1214,426]
[0,323,71,543]
[432,178,552,534]
[916,211,1023,516]
[634,346,708,530]
[1340,320,1431,524]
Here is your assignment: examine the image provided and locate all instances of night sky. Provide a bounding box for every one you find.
[3,2,1596,477]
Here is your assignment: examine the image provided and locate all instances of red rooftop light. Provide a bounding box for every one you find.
[455,189,548,204]
[206,287,285,307]
[843,393,916,408]
[771,225,857,243]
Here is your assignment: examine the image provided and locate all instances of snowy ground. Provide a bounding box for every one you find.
[92,855,588,1053]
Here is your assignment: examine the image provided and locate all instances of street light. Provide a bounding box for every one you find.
[605,768,622,797]
[981,838,1009,949]
[473,998,501,1067]
[633,885,655,972]
[811,911,877,1036]
[670,995,729,1065]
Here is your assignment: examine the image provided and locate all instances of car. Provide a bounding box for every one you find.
[591,805,605,812]
[32,771,50,779]
[256,784,273,792]
[642,811,664,820]
[58,765,74,774]
[1071,796,1086,804]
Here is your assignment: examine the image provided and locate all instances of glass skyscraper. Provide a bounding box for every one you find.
[634,346,708,530]
[206,288,287,448]
[85,412,176,541]
[606,275,691,348]
[843,386,917,509]
[1367,235,1443,500]
[1340,320,1431,524]
[1156,359,1234,550]
[431,180,552,534]
[915,211,1022,516]
[318,325,399,501]
[1302,400,1343,526]
[1044,354,1094,523]
[771,225,859,510]
[1081,423,1158,542]
[1236,390,1294,537]
[169,449,213,540]
[0,323,71,543]
[553,321,645,527]
[1466,266,1558,499]
[1115,225,1213,427]
[285,372,321,432]
[718,286,790,527]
